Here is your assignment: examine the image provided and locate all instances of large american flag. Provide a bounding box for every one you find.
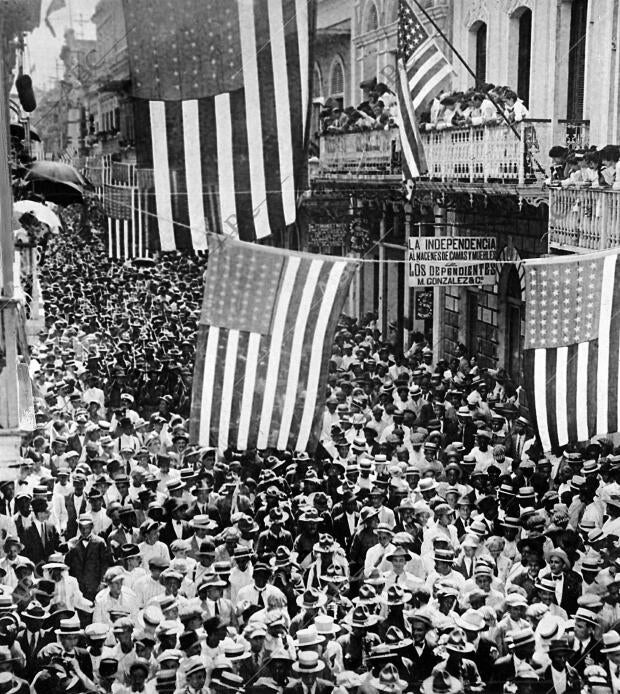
[523,251,620,452]
[122,0,315,251]
[396,0,452,178]
[190,238,357,451]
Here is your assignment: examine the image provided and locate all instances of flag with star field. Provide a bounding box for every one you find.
[190,237,357,452]
[523,250,620,452]
[122,0,315,251]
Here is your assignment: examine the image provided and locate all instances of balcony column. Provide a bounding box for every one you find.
[378,205,386,337]
[403,203,412,352]
[432,202,447,356]
[347,197,362,320]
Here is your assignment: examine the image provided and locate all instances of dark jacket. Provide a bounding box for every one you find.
[538,569,583,615]
[332,512,358,552]
[488,654,518,694]
[473,636,501,683]
[64,493,89,540]
[18,519,59,565]
[16,629,44,680]
[64,534,111,600]
[538,663,581,694]
[159,519,192,547]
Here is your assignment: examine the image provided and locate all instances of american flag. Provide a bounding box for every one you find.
[122,0,315,251]
[396,0,452,178]
[523,251,620,452]
[102,185,151,260]
[190,238,357,451]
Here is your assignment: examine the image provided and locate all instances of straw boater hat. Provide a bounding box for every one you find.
[292,651,324,674]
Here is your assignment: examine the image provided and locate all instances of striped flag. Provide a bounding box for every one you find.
[102,185,151,260]
[122,0,315,251]
[396,0,452,179]
[523,251,620,452]
[190,239,357,451]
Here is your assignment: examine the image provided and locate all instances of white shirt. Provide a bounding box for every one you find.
[551,665,567,694]
[172,520,184,539]
[346,512,356,536]
[551,572,564,604]
[73,493,86,517]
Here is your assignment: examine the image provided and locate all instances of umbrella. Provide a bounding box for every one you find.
[10,123,41,142]
[132,257,156,268]
[23,161,88,205]
[13,200,61,233]
[25,160,89,187]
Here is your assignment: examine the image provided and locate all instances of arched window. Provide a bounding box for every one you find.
[517,9,532,106]
[364,0,379,33]
[329,57,345,105]
[312,63,323,100]
[474,22,487,84]
[567,0,588,120]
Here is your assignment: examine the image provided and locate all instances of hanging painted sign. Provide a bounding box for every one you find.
[408,236,497,287]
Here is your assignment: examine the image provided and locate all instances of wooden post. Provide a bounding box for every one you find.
[403,204,412,352]
[378,205,386,337]
[0,30,14,297]
[432,204,447,357]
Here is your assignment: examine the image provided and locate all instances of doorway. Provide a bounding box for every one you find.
[504,265,524,383]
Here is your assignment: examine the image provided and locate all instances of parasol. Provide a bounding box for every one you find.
[23,161,90,205]
[13,200,61,233]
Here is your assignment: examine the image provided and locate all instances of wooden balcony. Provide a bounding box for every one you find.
[549,187,620,252]
[311,120,551,190]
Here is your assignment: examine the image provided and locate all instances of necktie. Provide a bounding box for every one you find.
[214,600,219,615]
[257,590,265,608]
[552,574,562,581]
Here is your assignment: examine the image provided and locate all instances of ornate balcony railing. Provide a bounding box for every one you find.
[548,187,620,251]
[312,120,552,186]
[421,119,551,185]
[314,128,401,178]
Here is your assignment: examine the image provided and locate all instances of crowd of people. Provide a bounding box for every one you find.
[2,206,620,694]
[318,80,528,136]
[547,143,620,190]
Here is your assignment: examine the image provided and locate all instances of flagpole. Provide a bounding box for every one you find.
[409,0,532,148]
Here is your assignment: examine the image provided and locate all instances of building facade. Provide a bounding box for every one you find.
[305,0,620,383]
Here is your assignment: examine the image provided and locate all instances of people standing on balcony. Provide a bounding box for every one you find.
[599,145,620,189]
[546,146,570,184]
[503,90,529,123]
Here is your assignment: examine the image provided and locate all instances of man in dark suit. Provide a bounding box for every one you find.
[538,548,583,616]
[64,514,111,601]
[453,536,478,581]
[456,608,498,682]
[331,492,359,552]
[63,475,90,540]
[539,638,581,694]
[20,498,59,565]
[285,651,333,693]
[489,627,536,694]
[0,481,15,518]
[66,411,89,456]
[568,607,603,675]
[159,499,191,546]
[408,611,441,686]
[16,600,48,680]
[55,616,94,679]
